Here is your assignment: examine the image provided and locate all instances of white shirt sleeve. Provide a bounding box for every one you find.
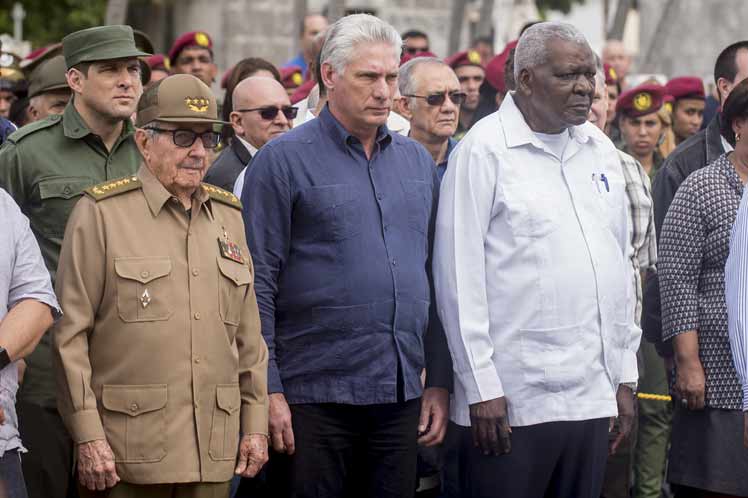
[726,189,748,411]
[433,140,504,405]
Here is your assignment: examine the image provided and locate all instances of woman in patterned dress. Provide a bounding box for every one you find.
[659,78,748,497]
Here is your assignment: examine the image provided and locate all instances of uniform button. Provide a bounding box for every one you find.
[188,230,193,236]
[130,403,138,412]
[192,268,199,276]
[194,357,200,364]
[377,193,383,200]
[63,186,71,195]
[140,271,150,278]
[384,225,388,232]
[391,259,397,266]
[194,312,201,320]
[194,403,199,409]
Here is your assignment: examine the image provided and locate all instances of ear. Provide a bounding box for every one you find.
[516,68,533,97]
[398,97,414,121]
[732,116,747,136]
[717,77,732,105]
[134,128,152,161]
[66,68,85,95]
[27,102,40,122]
[320,62,336,92]
[208,63,218,81]
[229,111,245,137]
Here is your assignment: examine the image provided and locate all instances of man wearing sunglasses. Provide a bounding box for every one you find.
[53,73,269,497]
[399,57,463,180]
[204,76,294,195]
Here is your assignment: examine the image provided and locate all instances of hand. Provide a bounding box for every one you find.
[235,434,269,478]
[418,387,449,447]
[610,385,636,455]
[16,360,26,385]
[269,393,295,454]
[469,397,511,456]
[674,358,705,410]
[77,439,119,491]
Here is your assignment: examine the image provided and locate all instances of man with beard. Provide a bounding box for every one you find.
[434,22,639,498]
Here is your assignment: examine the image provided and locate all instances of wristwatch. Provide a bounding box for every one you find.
[0,347,11,370]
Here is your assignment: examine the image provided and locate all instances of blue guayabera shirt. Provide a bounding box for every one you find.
[241,105,451,404]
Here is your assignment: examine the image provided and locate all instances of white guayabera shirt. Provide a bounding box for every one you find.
[434,93,640,427]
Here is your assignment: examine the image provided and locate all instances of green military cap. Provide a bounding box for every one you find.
[63,25,150,69]
[135,73,228,127]
[28,55,69,98]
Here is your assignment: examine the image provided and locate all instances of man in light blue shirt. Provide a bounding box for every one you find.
[0,188,59,498]
[434,21,639,498]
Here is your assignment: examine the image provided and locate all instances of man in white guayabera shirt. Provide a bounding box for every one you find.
[0,188,59,498]
[433,21,640,498]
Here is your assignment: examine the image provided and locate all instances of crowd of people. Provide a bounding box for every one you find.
[0,8,747,498]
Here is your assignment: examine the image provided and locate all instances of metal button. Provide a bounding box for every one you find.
[194,312,201,320]
[194,403,199,409]
[130,403,138,412]
[194,357,200,364]
[63,186,71,195]
[188,230,193,236]
[140,271,149,278]
[192,268,199,276]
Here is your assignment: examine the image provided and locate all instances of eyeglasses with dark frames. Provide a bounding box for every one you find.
[147,127,222,149]
[234,106,299,121]
[404,46,429,55]
[403,91,467,106]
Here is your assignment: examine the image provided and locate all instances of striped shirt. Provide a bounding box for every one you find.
[726,181,748,411]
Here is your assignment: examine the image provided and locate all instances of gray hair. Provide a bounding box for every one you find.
[320,14,402,74]
[594,53,605,88]
[398,57,450,103]
[513,21,590,82]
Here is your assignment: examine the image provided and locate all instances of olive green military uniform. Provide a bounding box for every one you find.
[0,24,148,498]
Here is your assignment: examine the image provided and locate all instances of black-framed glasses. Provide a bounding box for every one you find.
[234,106,299,121]
[148,127,222,149]
[403,91,467,106]
[404,46,429,55]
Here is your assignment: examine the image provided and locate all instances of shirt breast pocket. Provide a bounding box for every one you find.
[300,184,362,241]
[503,181,560,238]
[402,179,431,235]
[217,257,252,327]
[114,257,173,322]
[36,177,92,237]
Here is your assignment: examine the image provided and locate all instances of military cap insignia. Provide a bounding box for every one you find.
[664,101,673,113]
[202,183,242,209]
[608,67,617,80]
[164,57,171,70]
[185,97,210,113]
[292,72,303,86]
[85,176,142,201]
[633,92,652,112]
[467,50,482,65]
[195,32,210,47]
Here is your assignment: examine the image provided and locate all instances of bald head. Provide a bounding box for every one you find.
[230,76,293,149]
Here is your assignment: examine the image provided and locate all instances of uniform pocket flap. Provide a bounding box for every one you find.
[101,384,168,417]
[215,384,241,415]
[217,258,251,286]
[115,257,172,284]
[38,177,91,200]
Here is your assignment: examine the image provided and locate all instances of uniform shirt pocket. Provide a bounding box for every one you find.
[519,323,590,393]
[209,384,241,461]
[100,384,168,463]
[114,257,173,322]
[35,176,91,237]
[401,179,431,235]
[298,185,362,241]
[502,181,560,238]
[217,257,251,326]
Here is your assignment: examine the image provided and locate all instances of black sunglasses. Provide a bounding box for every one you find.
[403,91,467,106]
[148,127,222,149]
[235,106,299,121]
[404,46,429,55]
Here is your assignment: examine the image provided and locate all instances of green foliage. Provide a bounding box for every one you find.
[0,0,107,49]
[536,0,587,16]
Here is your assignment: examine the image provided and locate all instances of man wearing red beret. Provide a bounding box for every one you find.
[616,84,667,178]
[446,50,485,139]
[665,76,705,145]
[279,66,304,98]
[169,31,217,87]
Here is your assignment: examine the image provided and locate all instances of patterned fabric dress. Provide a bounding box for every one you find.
[659,152,748,494]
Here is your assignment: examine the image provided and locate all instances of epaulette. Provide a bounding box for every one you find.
[6,114,61,143]
[202,183,242,209]
[84,175,141,201]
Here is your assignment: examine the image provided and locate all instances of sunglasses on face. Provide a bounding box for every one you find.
[148,127,222,149]
[404,46,429,55]
[404,91,467,106]
[235,106,299,121]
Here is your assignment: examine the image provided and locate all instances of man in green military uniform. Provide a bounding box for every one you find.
[0,25,148,498]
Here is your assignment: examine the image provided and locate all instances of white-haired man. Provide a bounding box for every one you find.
[434,22,640,498]
[240,13,451,498]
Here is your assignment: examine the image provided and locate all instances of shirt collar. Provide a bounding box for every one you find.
[499,93,593,150]
[236,136,259,157]
[62,100,135,140]
[139,163,212,219]
[318,104,393,151]
[438,137,457,167]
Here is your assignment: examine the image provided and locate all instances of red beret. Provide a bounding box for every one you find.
[280,65,304,89]
[603,63,619,86]
[445,50,484,70]
[146,54,170,72]
[484,40,518,94]
[290,78,316,104]
[665,76,705,101]
[168,31,213,62]
[220,65,234,90]
[399,50,437,67]
[616,83,665,118]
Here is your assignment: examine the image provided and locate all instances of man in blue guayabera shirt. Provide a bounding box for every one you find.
[0,188,60,498]
[241,13,452,498]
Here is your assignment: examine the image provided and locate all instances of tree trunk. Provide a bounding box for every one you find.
[476,0,495,39]
[106,0,129,25]
[448,0,469,54]
[295,0,308,53]
[606,0,631,40]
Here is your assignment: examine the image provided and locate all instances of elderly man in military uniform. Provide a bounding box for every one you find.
[53,73,269,498]
[25,52,71,123]
[0,25,147,498]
